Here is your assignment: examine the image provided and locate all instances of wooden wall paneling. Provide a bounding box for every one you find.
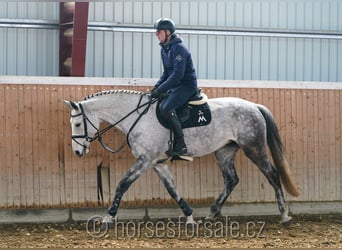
[50,85,61,206]
[193,157,202,203]
[57,85,66,206]
[44,86,53,207]
[301,89,309,200]
[312,90,320,201]
[37,86,48,207]
[324,90,334,200]
[63,85,75,206]
[198,144,209,204]
[317,90,325,200]
[330,89,339,200]
[0,85,6,207]
[30,85,39,207]
[328,90,337,200]
[295,89,304,200]
[288,89,297,201]
[1,83,341,208]
[23,86,34,207]
[189,157,198,203]
[4,86,11,207]
[322,90,331,200]
[18,85,27,207]
[9,85,20,207]
[336,90,341,200]
[306,89,315,201]
[67,85,76,205]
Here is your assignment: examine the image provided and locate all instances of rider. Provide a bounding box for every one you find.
[151,17,198,157]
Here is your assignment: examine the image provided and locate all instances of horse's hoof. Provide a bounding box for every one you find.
[204,215,215,222]
[205,211,221,222]
[281,216,292,227]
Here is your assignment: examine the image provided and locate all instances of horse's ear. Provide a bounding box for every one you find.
[64,100,79,110]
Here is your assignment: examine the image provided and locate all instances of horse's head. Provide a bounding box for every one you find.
[64,100,99,157]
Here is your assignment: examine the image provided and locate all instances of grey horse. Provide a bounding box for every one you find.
[64,89,299,226]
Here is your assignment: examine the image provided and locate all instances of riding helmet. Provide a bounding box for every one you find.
[154,18,176,33]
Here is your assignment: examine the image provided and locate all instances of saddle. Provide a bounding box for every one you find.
[156,88,212,129]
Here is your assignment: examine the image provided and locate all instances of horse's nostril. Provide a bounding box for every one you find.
[75,150,81,156]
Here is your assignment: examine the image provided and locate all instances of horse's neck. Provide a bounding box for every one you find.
[83,93,148,132]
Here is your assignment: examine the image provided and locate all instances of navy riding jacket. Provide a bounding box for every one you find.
[155,34,197,93]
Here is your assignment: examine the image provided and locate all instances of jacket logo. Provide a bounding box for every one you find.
[175,54,183,62]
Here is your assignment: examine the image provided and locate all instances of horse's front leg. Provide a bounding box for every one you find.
[108,155,150,217]
[153,164,195,225]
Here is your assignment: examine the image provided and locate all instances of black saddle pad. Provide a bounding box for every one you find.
[156,98,211,129]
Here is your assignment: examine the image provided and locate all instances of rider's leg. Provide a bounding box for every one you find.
[161,87,196,156]
[165,111,187,156]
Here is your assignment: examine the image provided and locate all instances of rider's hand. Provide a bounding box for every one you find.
[151,88,161,99]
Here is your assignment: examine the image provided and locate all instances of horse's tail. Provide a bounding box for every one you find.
[257,105,300,197]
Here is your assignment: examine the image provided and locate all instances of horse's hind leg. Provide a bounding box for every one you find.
[243,146,291,225]
[207,143,240,220]
[153,164,195,225]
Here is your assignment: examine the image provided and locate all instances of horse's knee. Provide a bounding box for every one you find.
[232,175,239,188]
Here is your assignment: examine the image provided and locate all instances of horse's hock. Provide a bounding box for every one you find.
[0,76,341,218]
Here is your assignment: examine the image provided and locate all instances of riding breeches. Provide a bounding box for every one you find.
[160,86,197,117]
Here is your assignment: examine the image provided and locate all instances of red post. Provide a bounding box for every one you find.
[59,2,89,76]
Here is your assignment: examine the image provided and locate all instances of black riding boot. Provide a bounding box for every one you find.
[165,112,188,156]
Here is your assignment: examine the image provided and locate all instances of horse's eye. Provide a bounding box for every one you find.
[75,123,81,128]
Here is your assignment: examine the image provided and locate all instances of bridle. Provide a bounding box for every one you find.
[70,94,158,154]
[70,103,98,151]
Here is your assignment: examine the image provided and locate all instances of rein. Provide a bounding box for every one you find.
[72,94,158,154]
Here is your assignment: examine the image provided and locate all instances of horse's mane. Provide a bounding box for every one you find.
[82,89,145,101]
